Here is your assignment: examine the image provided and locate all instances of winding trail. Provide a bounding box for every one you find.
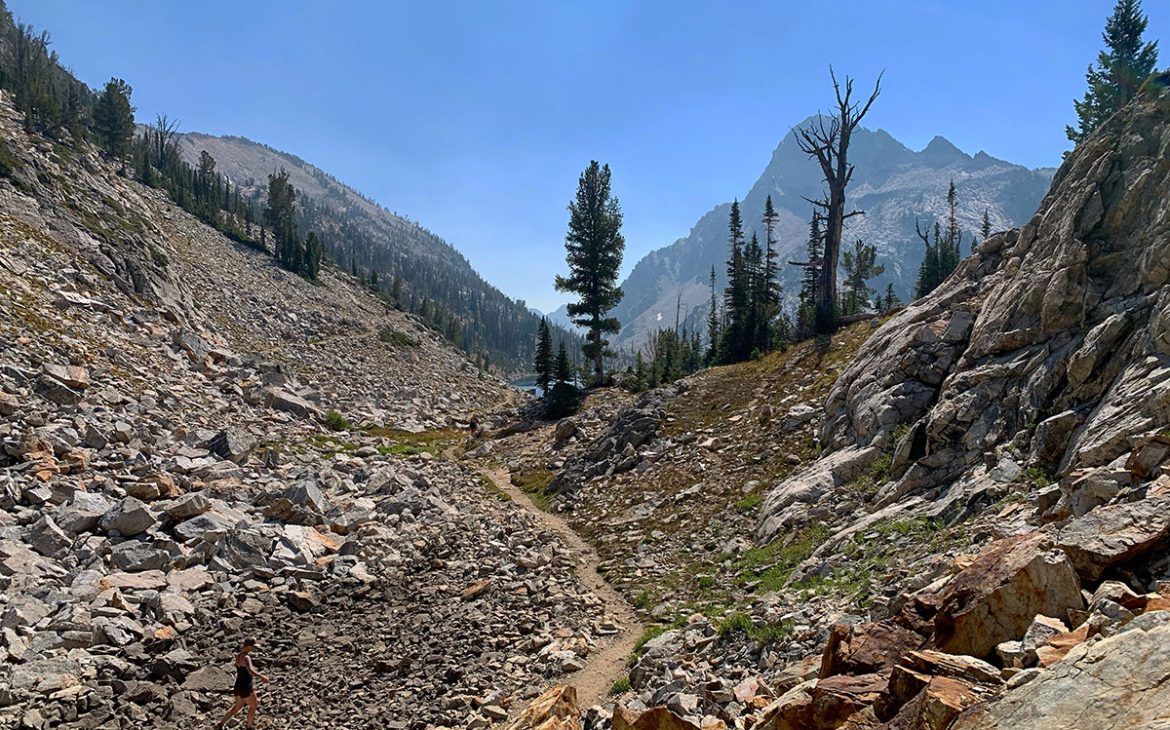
[473,461,644,709]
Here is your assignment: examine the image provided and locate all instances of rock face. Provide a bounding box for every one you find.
[1054,495,1170,581]
[761,83,1170,535]
[952,616,1170,729]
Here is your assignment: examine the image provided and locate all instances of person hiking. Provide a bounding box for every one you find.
[217,638,269,729]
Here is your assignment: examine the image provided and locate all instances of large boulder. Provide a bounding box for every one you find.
[933,533,1083,659]
[613,706,701,730]
[951,615,1170,729]
[1054,495,1170,581]
[264,480,331,525]
[56,492,112,534]
[267,389,320,419]
[206,428,256,464]
[820,621,927,679]
[98,497,157,537]
[757,674,886,730]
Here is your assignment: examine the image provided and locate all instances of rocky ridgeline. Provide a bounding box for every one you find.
[0,90,617,729]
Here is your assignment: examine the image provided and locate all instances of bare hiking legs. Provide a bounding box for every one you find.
[218,692,258,728]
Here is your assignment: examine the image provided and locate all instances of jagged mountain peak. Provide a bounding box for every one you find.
[606,114,1054,352]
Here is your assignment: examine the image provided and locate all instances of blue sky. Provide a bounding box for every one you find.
[10,1,1165,313]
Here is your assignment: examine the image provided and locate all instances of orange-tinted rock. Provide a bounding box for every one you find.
[612,706,701,730]
[821,621,927,679]
[934,533,1083,658]
[881,676,988,730]
[755,675,887,730]
[506,685,580,730]
[1035,624,1090,667]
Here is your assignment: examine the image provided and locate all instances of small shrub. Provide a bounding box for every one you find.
[736,493,763,512]
[633,591,654,610]
[697,575,716,589]
[323,410,350,432]
[0,141,21,179]
[1022,466,1054,488]
[379,327,419,348]
[717,611,753,637]
[608,676,631,696]
[544,381,582,419]
[869,452,893,480]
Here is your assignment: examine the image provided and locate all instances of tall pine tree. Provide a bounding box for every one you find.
[760,195,782,347]
[93,78,135,168]
[555,161,625,386]
[705,265,720,365]
[796,211,823,339]
[721,200,751,362]
[1068,0,1159,144]
[534,317,554,395]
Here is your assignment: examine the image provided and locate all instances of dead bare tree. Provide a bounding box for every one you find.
[796,69,881,334]
[150,113,181,166]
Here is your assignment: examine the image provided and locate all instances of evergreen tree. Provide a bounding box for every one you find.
[915,220,943,298]
[93,78,135,167]
[633,351,646,390]
[745,230,765,353]
[555,161,625,386]
[915,182,968,298]
[265,168,297,265]
[841,240,885,315]
[882,283,901,312]
[981,209,992,241]
[304,231,323,280]
[705,265,720,365]
[760,195,782,346]
[721,200,751,362]
[534,317,554,395]
[1068,0,1159,144]
[940,181,963,276]
[796,212,823,339]
[554,340,572,383]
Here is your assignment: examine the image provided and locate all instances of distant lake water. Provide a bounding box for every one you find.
[511,377,543,399]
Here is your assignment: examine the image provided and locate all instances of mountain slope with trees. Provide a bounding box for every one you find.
[173,132,579,373]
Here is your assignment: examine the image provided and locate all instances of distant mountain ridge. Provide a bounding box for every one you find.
[174,132,578,372]
[562,119,1055,352]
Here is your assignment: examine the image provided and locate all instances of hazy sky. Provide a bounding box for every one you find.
[10,1,1165,313]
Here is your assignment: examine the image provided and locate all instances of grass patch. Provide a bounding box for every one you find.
[324,409,350,432]
[633,591,654,611]
[479,475,512,502]
[736,493,763,512]
[379,326,419,348]
[608,676,631,696]
[792,516,956,607]
[1022,465,1055,488]
[361,427,464,457]
[697,575,716,589]
[510,469,554,510]
[717,611,795,647]
[734,524,830,594]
